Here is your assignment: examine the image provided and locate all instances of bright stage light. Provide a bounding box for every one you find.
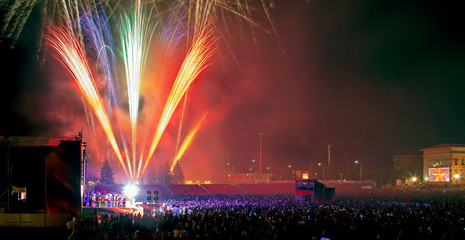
[124,184,139,199]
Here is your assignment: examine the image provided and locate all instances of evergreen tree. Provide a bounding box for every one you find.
[157,160,172,184]
[100,159,115,184]
[171,161,185,184]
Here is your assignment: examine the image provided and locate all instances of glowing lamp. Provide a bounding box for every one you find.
[124,184,139,199]
[454,174,460,180]
[412,177,417,182]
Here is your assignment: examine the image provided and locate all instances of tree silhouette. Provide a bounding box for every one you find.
[99,159,115,184]
[171,161,185,184]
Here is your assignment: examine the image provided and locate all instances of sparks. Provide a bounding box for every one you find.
[121,0,156,179]
[142,27,218,177]
[38,0,279,182]
[45,24,129,179]
[170,112,208,172]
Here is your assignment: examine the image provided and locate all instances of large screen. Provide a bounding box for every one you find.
[428,167,450,182]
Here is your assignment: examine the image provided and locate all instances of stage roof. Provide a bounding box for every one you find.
[9,136,76,147]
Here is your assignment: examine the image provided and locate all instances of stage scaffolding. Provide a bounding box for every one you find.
[0,137,11,213]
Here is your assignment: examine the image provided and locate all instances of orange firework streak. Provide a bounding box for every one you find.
[46,26,130,179]
[140,28,217,178]
[170,112,208,172]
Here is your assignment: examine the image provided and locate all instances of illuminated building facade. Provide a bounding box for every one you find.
[421,144,465,185]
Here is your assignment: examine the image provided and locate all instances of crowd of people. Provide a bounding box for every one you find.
[84,191,131,208]
[68,187,465,240]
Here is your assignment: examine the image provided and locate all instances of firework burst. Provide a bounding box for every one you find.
[8,0,279,181]
[45,24,129,178]
[120,0,156,180]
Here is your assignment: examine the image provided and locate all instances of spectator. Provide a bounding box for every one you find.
[71,189,465,240]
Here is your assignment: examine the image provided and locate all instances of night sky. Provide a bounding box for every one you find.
[1,1,464,182]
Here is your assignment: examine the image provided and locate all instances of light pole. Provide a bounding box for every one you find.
[288,164,293,180]
[267,166,272,181]
[318,163,325,180]
[257,132,265,181]
[354,160,362,181]
[226,162,231,182]
[251,159,256,181]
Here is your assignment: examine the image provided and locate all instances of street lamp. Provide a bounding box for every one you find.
[266,166,272,181]
[288,164,293,180]
[318,163,325,180]
[257,132,265,182]
[354,160,362,181]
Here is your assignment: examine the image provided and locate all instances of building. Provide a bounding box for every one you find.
[421,144,465,185]
[391,154,423,182]
[0,134,83,227]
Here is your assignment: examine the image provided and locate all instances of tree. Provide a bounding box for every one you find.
[171,161,185,184]
[154,160,172,184]
[100,159,115,184]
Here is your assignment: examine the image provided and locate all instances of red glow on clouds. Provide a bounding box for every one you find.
[4,1,465,184]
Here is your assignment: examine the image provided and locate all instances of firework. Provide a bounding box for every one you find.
[1,0,38,46]
[120,0,156,180]
[45,24,129,178]
[170,112,208,172]
[141,27,217,178]
[33,0,277,181]
[80,2,135,180]
[81,2,119,117]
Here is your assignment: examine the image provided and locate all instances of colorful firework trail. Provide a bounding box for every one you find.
[142,26,217,178]
[120,0,156,180]
[3,0,278,181]
[45,24,129,178]
[170,112,208,172]
[44,0,218,181]
[80,2,124,138]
